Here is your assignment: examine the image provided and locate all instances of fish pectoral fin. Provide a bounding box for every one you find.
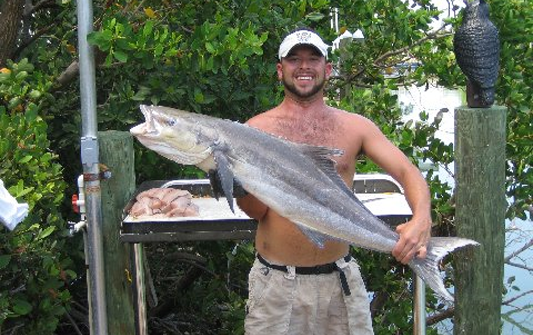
[295,223,329,249]
[212,150,235,213]
[208,170,223,201]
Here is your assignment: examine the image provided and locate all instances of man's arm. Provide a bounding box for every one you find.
[359,118,432,264]
[235,116,272,222]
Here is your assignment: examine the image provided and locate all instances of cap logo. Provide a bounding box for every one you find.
[295,31,313,43]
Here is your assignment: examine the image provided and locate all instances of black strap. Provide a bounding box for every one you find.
[257,255,290,272]
[335,263,351,296]
[256,254,352,296]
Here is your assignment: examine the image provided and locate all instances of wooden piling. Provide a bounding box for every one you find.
[99,130,136,334]
[453,106,507,335]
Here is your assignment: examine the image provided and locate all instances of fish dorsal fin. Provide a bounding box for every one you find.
[290,142,359,201]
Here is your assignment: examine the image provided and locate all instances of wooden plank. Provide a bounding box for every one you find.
[99,130,137,334]
[453,106,507,335]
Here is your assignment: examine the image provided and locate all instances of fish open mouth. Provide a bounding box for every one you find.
[140,105,156,133]
[130,105,157,136]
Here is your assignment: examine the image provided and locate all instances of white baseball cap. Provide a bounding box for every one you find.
[278,29,330,60]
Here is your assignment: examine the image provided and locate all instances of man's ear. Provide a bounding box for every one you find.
[276,62,283,80]
[325,62,333,79]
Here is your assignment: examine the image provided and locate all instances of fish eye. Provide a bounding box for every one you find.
[167,118,177,126]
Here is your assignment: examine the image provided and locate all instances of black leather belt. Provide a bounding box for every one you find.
[257,254,352,296]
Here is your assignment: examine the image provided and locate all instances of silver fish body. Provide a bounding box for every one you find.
[130,105,478,302]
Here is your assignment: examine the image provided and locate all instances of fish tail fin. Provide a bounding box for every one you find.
[409,237,479,303]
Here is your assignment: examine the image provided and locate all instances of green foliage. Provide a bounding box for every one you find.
[0,0,531,333]
[0,60,74,333]
[489,0,533,220]
[145,241,254,334]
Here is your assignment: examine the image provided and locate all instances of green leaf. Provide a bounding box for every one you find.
[12,299,33,315]
[194,90,204,103]
[306,12,325,22]
[37,226,56,240]
[87,30,113,50]
[154,44,163,57]
[28,89,41,99]
[0,255,11,269]
[205,42,216,54]
[132,86,152,101]
[19,155,33,164]
[113,50,128,63]
[143,20,154,37]
[15,71,28,81]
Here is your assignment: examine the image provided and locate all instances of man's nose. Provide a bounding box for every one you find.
[299,59,311,69]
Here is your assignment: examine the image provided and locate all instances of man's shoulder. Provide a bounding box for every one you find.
[245,108,281,128]
[329,107,374,127]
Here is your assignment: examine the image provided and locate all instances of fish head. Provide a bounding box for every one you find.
[130,105,215,166]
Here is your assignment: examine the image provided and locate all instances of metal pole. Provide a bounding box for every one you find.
[132,244,148,335]
[413,274,426,335]
[77,0,108,333]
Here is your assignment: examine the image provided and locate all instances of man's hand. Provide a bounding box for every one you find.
[391,218,432,264]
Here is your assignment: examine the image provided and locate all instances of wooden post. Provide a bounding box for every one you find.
[453,106,507,335]
[99,131,136,334]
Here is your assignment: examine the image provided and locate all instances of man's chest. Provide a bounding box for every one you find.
[268,116,359,177]
[271,115,337,147]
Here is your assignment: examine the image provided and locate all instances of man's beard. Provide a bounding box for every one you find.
[282,76,326,99]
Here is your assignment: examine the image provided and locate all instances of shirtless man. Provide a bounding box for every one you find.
[237,28,432,335]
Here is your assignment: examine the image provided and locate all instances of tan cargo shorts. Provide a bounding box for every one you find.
[244,255,374,335]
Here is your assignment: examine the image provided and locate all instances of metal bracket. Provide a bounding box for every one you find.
[83,164,112,182]
[80,136,99,166]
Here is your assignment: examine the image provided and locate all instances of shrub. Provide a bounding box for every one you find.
[0,59,75,334]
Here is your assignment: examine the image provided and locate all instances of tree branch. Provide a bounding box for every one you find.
[31,0,57,13]
[504,237,533,263]
[333,23,453,88]
[53,49,107,91]
[505,260,533,272]
[13,24,55,59]
[55,60,80,88]
[64,311,84,335]
[373,24,452,67]
[426,307,454,325]
[503,289,533,306]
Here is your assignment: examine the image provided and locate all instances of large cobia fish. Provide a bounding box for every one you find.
[130,105,478,302]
